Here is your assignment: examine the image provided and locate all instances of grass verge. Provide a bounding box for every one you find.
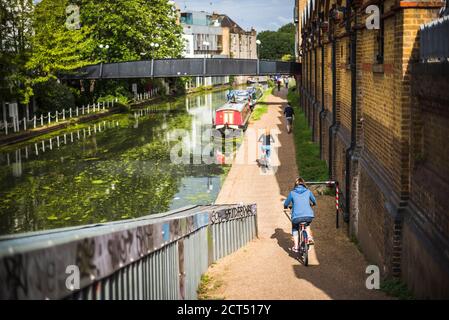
[197,274,225,300]
[287,89,328,181]
[380,278,414,300]
[250,87,274,121]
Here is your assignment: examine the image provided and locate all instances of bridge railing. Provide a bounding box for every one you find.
[0,204,257,300]
[60,58,301,80]
[420,15,449,62]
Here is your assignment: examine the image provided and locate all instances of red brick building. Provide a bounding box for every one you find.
[297,0,449,298]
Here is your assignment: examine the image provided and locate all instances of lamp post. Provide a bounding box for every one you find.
[202,41,210,86]
[256,39,261,60]
[99,44,110,63]
[256,40,261,80]
[150,42,160,59]
[203,41,210,58]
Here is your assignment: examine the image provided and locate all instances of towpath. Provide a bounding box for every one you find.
[206,88,391,300]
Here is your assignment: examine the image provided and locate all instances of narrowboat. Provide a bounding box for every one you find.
[214,100,252,131]
[246,86,263,108]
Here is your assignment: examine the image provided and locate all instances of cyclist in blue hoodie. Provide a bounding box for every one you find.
[284,177,317,252]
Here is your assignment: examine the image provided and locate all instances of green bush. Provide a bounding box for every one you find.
[98,94,129,104]
[97,94,129,111]
[34,80,76,112]
[380,279,414,300]
[171,77,188,96]
[288,88,328,181]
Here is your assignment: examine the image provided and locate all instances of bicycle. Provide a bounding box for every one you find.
[260,145,271,169]
[297,222,310,266]
[283,207,313,266]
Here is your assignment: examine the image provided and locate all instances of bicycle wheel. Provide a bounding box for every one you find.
[302,230,309,266]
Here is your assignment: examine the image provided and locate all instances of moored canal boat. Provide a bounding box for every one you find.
[213,100,252,131]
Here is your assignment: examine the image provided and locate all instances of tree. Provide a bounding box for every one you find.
[25,0,184,110]
[257,23,295,61]
[27,0,96,84]
[0,0,34,104]
[80,0,184,62]
[281,54,294,62]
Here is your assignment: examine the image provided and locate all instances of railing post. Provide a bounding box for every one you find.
[335,182,340,229]
[48,112,51,125]
[55,111,59,123]
[4,121,8,135]
[41,114,43,127]
[151,59,154,77]
[69,108,72,118]
[33,115,36,129]
[62,109,65,121]
[23,117,26,131]
[87,104,90,114]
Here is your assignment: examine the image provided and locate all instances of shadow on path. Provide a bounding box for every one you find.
[270,228,296,259]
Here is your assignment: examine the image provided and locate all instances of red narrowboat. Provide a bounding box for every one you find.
[214,100,252,131]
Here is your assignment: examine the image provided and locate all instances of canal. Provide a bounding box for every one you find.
[0,90,239,236]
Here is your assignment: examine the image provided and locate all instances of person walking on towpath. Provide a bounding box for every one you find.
[283,103,295,133]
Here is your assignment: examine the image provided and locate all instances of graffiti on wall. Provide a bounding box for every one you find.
[0,204,256,300]
[210,204,256,224]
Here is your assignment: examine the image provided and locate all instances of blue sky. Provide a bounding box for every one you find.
[175,0,294,32]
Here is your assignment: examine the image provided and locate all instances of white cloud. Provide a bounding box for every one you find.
[278,16,292,24]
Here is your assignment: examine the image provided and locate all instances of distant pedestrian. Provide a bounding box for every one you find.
[283,103,295,133]
[285,77,289,89]
[277,80,281,92]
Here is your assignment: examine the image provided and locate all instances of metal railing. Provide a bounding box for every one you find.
[134,88,160,102]
[420,15,449,62]
[0,99,116,136]
[59,58,301,80]
[0,204,257,300]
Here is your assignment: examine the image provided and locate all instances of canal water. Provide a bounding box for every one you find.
[0,90,239,236]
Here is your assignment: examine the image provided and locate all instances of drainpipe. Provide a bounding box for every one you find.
[319,17,326,158]
[310,35,313,128]
[309,35,313,126]
[328,34,337,179]
[303,48,306,112]
[313,26,318,141]
[345,1,357,223]
[302,43,309,117]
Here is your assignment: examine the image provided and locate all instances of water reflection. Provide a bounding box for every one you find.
[0,90,237,236]
[0,120,121,176]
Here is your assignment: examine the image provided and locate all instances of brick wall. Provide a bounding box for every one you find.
[404,62,449,298]
[324,42,332,112]
[299,0,447,298]
[336,37,352,133]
